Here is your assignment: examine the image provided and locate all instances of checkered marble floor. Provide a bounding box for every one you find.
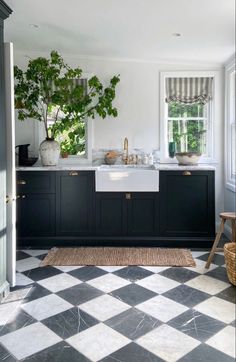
[0,249,235,362]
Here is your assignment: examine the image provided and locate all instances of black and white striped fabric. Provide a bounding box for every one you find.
[165,77,213,104]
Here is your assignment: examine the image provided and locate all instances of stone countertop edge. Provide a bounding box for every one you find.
[16,164,216,171]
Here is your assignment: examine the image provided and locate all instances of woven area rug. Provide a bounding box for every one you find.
[40,247,196,267]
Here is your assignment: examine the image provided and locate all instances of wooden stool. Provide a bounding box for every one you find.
[205,212,236,269]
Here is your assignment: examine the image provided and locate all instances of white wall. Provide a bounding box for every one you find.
[14,51,225,225]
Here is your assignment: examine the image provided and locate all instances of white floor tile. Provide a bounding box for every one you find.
[191,251,209,258]
[87,273,131,293]
[136,324,200,362]
[0,322,61,360]
[0,300,22,326]
[67,323,130,361]
[22,249,48,257]
[97,266,125,272]
[136,274,179,294]
[136,295,188,322]
[206,326,236,358]
[79,294,130,322]
[16,257,41,272]
[140,266,170,273]
[194,296,235,324]
[185,275,230,295]
[54,265,83,272]
[21,294,73,321]
[37,273,81,293]
[185,259,218,274]
[16,272,34,286]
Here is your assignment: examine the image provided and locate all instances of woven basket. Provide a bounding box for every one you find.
[224,242,236,286]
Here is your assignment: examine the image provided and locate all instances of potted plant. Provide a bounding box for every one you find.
[14,51,120,166]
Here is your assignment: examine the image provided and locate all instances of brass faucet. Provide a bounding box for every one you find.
[123,137,129,164]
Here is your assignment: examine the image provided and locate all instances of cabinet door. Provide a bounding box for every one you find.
[17,194,55,237]
[160,171,215,237]
[56,171,95,235]
[96,193,126,236]
[127,193,159,236]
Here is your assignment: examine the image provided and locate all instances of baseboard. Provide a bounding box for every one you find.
[0,281,10,302]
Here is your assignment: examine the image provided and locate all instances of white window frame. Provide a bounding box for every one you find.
[225,58,236,192]
[35,73,93,164]
[159,71,218,164]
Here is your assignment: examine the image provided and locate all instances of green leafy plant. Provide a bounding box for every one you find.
[14,51,120,154]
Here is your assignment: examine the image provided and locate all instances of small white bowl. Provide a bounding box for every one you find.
[175,152,201,165]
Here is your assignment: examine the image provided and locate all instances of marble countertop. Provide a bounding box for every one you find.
[16,162,216,171]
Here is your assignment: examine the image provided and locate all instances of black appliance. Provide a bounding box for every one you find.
[15,144,38,166]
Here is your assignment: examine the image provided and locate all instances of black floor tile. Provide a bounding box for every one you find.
[168,309,226,342]
[101,342,165,362]
[179,343,235,362]
[206,267,230,283]
[163,284,210,308]
[216,286,236,304]
[114,266,153,282]
[23,266,62,282]
[105,307,161,340]
[16,251,30,261]
[198,253,225,266]
[22,341,90,362]
[159,267,199,283]
[0,343,17,361]
[110,284,156,306]
[0,310,36,337]
[22,284,51,303]
[57,283,103,305]
[42,307,99,339]
[69,266,107,282]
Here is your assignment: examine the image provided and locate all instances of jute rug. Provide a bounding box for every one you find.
[40,247,196,267]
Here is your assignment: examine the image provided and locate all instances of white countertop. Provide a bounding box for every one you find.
[16,163,216,171]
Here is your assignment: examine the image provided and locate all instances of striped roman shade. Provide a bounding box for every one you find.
[165,77,213,104]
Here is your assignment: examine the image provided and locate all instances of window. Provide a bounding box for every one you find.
[225,59,236,192]
[168,102,210,155]
[47,105,87,157]
[160,71,216,163]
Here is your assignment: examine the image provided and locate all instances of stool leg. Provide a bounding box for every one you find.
[231,219,236,242]
[205,218,225,269]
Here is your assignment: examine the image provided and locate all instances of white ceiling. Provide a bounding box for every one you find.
[4,0,235,64]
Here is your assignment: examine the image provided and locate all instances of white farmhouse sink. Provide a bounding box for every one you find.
[96,165,159,192]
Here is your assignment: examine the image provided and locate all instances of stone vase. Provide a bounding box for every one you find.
[39,138,60,166]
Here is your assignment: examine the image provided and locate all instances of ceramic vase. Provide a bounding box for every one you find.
[39,138,60,166]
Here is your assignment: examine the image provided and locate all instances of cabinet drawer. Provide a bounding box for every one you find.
[17,171,56,193]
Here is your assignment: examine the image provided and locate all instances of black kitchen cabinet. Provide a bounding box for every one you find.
[17,193,55,237]
[127,192,159,236]
[96,192,159,236]
[160,171,215,237]
[56,171,95,235]
[16,169,215,247]
[96,192,126,236]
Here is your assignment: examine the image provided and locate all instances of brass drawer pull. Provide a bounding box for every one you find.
[69,171,79,176]
[125,193,131,200]
[183,171,191,176]
[17,179,26,185]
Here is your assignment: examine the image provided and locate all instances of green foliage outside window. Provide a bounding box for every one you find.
[168,102,207,154]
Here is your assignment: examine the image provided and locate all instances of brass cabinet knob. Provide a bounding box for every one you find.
[17,180,26,185]
[125,193,131,200]
[183,171,191,176]
[69,171,79,176]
